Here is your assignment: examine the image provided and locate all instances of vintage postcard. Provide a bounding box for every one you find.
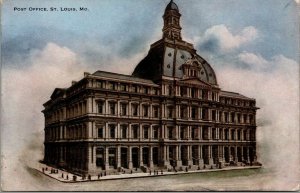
[1,0,299,191]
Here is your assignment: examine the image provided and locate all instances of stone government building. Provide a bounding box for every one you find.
[43,0,260,175]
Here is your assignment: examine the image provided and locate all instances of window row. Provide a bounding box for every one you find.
[93,80,159,95]
[220,97,256,107]
[163,84,219,101]
[45,125,256,142]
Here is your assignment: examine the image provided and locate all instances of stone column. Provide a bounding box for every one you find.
[87,122,93,139]
[128,146,133,169]
[247,147,250,162]
[163,145,170,167]
[128,102,131,117]
[162,124,165,139]
[105,100,108,115]
[198,145,204,167]
[117,145,121,168]
[188,146,193,166]
[139,146,143,167]
[149,146,154,168]
[175,145,182,167]
[105,146,109,170]
[117,100,120,117]
[128,124,131,139]
[208,127,211,140]
[208,145,214,165]
[139,124,143,141]
[241,146,244,162]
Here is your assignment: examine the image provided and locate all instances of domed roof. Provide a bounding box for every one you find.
[165,0,179,11]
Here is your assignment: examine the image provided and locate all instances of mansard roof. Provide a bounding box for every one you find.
[92,70,158,86]
[220,91,254,100]
[50,88,66,100]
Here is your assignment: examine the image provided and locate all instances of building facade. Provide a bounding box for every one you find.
[43,0,260,175]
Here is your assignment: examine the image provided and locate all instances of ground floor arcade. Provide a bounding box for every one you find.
[44,143,257,175]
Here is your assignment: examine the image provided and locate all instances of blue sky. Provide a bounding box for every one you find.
[2,0,299,70]
[1,0,299,190]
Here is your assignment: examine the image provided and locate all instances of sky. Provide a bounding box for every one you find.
[1,0,299,191]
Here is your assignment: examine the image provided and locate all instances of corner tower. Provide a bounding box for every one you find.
[132,0,218,87]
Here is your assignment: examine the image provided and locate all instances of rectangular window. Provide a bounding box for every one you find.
[109,102,116,115]
[167,106,173,118]
[153,127,158,139]
[212,128,216,139]
[181,87,187,97]
[191,107,197,119]
[120,84,126,91]
[98,127,103,138]
[132,104,138,116]
[191,127,196,139]
[212,110,216,121]
[231,130,235,140]
[132,125,138,139]
[121,125,127,139]
[142,87,148,94]
[132,85,138,93]
[143,126,149,139]
[231,112,235,123]
[191,88,197,98]
[153,106,159,118]
[244,130,247,140]
[109,125,115,138]
[180,127,185,139]
[219,129,223,139]
[168,85,172,96]
[121,103,127,116]
[202,108,208,120]
[97,80,103,88]
[168,127,173,139]
[224,112,228,122]
[108,82,116,90]
[98,101,104,114]
[143,105,149,117]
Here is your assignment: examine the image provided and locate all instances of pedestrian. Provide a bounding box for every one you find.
[185,167,188,172]
[66,175,69,180]
[104,172,106,176]
[45,167,48,171]
[98,174,100,179]
[131,170,133,174]
[62,173,64,178]
[42,168,44,173]
[88,175,91,180]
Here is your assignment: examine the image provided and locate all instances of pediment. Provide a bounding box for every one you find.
[179,77,212,87]
[50,88,66,99]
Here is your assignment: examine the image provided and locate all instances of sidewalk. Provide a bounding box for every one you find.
[36,163,262,183]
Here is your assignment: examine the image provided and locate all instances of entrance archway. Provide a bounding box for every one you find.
[132,147,139,168]
[121,147,128,168]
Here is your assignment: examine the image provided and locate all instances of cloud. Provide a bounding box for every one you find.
[216,53,299,189]
[197,25,258,53]
[238,52,298,72]
[1,42,85,189]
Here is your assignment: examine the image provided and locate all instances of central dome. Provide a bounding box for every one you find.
[165,0,179,11]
